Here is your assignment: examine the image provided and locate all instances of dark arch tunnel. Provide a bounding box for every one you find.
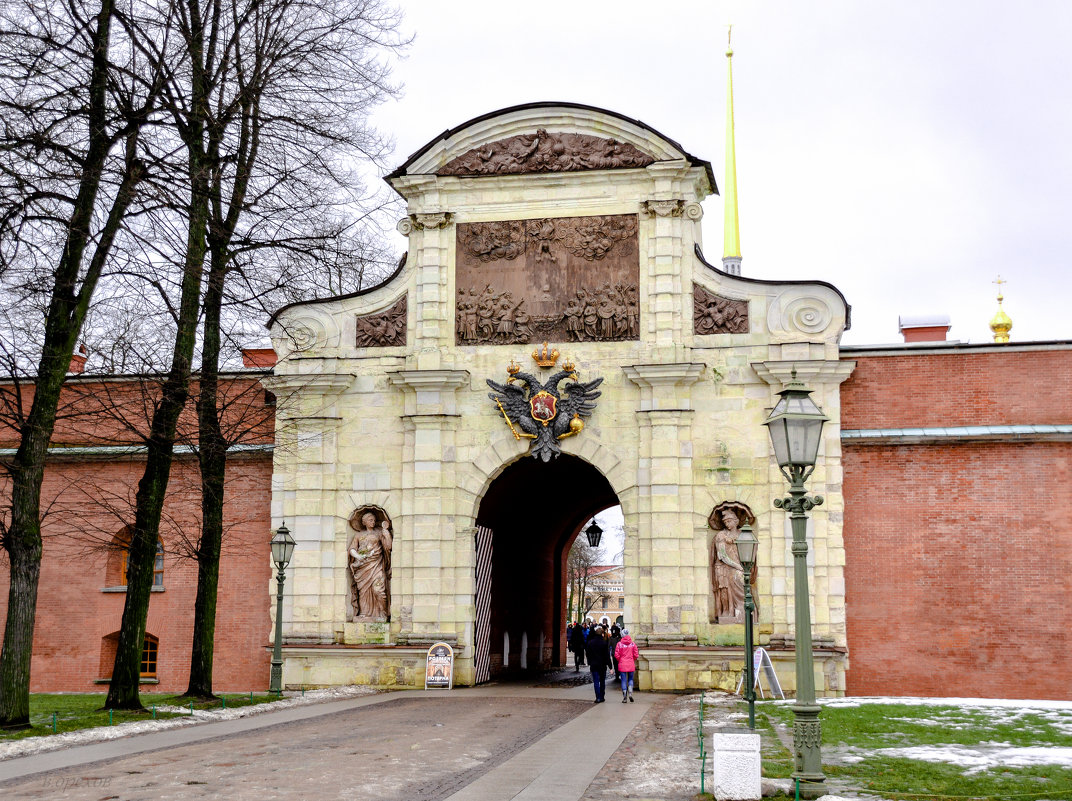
[475,453,618,679]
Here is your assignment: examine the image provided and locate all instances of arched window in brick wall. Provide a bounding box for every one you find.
[98,632,160,679]
[104,527,164,589]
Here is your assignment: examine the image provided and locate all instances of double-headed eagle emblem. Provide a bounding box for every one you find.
[487,356,603,462]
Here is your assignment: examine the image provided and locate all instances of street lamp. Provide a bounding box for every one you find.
[735,523,759,730]
[269,521,295,695]
[763,375,828,798]
[584,520,603,549]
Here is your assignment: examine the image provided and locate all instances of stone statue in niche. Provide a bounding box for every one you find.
[437,129,654,176]
[348,506,393,621]
[694,284,749,335]
[355,296,406,347]
[709,501,759,624]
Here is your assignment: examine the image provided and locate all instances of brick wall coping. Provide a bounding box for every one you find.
[0,443,274,458]
[841,340,1072,357]
[842,424,1072,444]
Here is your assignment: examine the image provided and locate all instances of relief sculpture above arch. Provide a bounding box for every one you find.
[438,129,655,177]
[456,214,639,345]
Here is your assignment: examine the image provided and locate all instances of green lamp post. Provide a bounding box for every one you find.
[269,522,295,695]
[763,376,828,798]
[736,522,759,730]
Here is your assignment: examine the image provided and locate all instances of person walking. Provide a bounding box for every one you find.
[584,625,612,703]
[569,619,587,671]
[609,624,622,681]
[614,628,640,702]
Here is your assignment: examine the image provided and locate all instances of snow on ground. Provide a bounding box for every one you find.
[0,686,376,762]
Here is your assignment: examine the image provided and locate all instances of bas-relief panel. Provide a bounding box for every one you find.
[693,284,749,335]
[455,214,639,346]
[437,129,654,177]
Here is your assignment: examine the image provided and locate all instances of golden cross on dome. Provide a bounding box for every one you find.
[993,275,1006,299]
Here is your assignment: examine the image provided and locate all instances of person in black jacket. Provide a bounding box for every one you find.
[609,624,622,680]
[584,625,612,702]
[569,621,587,671]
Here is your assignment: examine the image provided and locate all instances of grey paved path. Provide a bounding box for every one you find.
[0,680,660,800]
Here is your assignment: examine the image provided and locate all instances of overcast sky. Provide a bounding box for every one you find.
[371,1,1070,346]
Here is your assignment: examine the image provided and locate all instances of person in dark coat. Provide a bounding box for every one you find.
[584,625,612,702]
[568,620,587,671]
[609,624,623,680]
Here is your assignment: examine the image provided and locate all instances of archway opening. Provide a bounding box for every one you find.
[474,453,619,682]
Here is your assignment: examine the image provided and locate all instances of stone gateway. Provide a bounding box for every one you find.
[265,103,853,693]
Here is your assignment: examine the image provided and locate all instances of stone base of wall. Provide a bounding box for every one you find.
[280,645,475,690]
[638,647,846,697]
[280,644,845,696]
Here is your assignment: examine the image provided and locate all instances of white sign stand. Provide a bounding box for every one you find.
[735,647,785,700]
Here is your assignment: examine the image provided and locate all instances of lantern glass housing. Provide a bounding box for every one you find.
[735,524,758,570]
[585,521,603,549]
[270,523,295,569]
[763,382,828,470]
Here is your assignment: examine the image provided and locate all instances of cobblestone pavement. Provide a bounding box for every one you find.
[0,696,592,801]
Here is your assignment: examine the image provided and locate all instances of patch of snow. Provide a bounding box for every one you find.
[837,743,1072,773]
[0,685,377,762]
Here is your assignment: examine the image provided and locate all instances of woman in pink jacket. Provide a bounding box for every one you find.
[614,629,640,702]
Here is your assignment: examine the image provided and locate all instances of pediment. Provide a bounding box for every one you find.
[386,102,715,192]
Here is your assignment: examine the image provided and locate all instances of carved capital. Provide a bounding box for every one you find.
[410,212,453,230]
[396,217,414,235]
[683,202,704,220]
[641,199,684,218]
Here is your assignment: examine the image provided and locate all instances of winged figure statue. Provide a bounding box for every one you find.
[487,368,603,462]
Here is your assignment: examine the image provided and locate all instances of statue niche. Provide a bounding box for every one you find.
[709,501,759,625]
[348,506,393,621]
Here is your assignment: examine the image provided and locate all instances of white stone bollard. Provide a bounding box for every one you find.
[710,729,761,801]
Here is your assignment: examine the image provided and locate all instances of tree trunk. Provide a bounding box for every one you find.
[184,249,226,699]
[0,0,148,728]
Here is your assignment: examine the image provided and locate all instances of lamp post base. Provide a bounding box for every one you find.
[791,702,826,798]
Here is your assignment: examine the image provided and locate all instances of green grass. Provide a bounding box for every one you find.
[750,700,1072,800]
[0,693,283,741]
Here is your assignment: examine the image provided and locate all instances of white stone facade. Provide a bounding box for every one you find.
[266,104,852,693]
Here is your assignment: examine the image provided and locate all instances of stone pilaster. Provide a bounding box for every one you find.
[623,363,705,654]
[261,372,355,643]
[387,369,471,648]
[396,212,454,369]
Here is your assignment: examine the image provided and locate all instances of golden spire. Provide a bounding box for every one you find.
[989,275,1012,343]
[722,25,742,276]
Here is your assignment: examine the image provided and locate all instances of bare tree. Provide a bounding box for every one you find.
[103,0,406,707]
[0,0,166,727]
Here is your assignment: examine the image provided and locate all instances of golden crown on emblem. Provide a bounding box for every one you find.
[531,342,559,369]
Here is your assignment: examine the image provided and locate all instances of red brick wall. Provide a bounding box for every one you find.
[0,372,274,694]
[0,454,272,693]
[841,347,1072,699]
[841,349,1072,429]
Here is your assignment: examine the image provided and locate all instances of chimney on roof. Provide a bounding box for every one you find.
[898,315,951,343]
[241,347,277,368]
[68,344,88,374]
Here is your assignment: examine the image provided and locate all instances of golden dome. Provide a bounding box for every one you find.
[989,276,1012,343]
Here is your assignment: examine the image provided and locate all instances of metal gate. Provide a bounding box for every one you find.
[474,524,493,684]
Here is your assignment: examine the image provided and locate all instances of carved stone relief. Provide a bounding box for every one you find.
[438,129,655,177]
[348,506,393,622]
[708,501,759,625]
[693,284,749,335]
[455,214,640,345]
[355,296,407,348]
